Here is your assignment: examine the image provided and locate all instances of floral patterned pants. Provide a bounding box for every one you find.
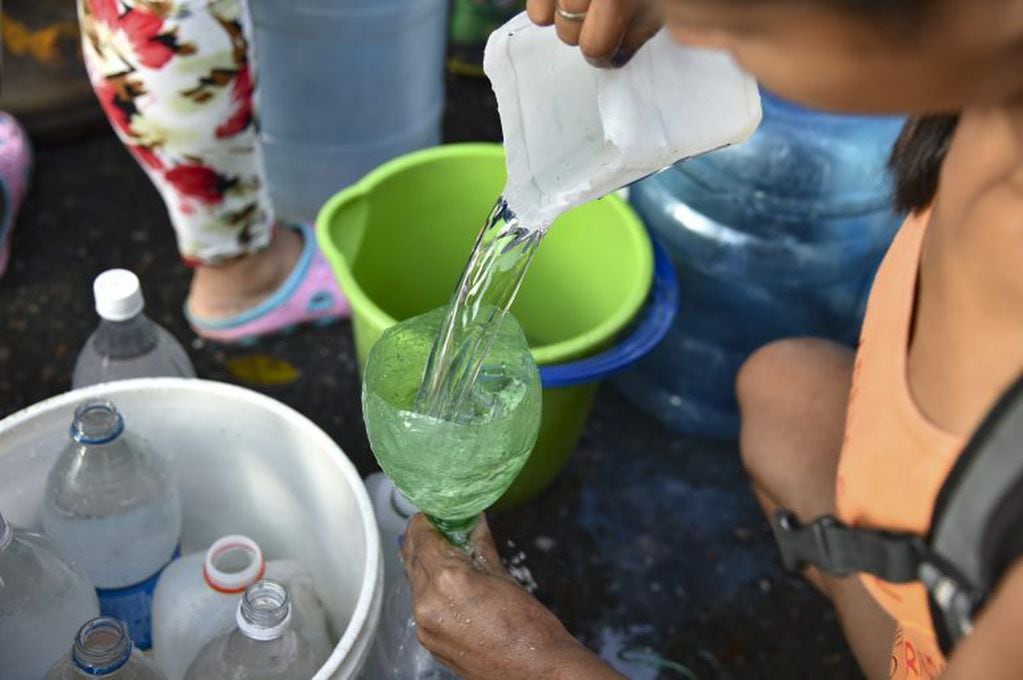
[78,0,274,265]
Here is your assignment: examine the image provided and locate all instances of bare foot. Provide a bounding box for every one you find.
[186,225,303,319]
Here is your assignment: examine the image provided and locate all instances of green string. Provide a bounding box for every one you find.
[617,648,701,680]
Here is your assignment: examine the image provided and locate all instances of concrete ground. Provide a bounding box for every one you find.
[0,74,860,679]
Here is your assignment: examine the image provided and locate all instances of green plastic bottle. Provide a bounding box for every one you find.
[448,0,525,76]
[362,306,541,544]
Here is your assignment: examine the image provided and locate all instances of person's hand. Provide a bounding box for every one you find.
[402,513,623,680]
[526,0,663,67]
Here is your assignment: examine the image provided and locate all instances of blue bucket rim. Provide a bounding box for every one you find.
[539,232,678,388]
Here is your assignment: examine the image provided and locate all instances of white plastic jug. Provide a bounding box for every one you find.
[483,12,762,228]
[152,535,332,680]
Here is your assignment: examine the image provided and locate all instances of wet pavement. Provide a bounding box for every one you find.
[0,75,859,678]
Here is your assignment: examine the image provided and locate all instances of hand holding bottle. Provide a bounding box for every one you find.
[402,514,623,680]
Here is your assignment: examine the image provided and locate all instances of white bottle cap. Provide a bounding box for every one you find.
[93,269,144,321]
[204,535,266,593]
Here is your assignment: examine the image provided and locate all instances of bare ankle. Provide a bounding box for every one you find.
[187,225,303,318]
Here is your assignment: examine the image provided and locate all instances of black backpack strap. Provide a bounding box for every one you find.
[925,373,1023,653]
[770,373,1023,657]
[771,510,926,583]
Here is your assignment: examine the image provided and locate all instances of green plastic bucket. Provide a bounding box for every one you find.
[317,143,659,507]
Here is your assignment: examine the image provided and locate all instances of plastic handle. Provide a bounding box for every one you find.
[539,233,678,388]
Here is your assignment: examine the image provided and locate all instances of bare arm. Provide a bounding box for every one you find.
[402,513,624,680]
[941,560,1023,679]
[736,340,899,678]
[814,572,898,679]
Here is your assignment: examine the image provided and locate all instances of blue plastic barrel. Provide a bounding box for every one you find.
[615,90,906,438]
[248,0,449,223]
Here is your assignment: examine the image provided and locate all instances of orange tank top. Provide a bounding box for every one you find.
[835,210,966,679]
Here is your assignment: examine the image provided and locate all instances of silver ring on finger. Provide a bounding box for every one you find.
[555,1,588,22]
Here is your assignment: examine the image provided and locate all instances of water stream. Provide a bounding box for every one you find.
[415,196,547,421]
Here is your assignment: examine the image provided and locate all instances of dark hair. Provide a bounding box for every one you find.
[890,114,960,214]
[807,0,924,12]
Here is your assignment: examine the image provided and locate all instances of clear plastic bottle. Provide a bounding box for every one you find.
[42,399,183,650]
[617,90,905,438]
[184,579,324,680]
[370,578,459,679]
[363,473,458,679]
[45,616,165,679]
[0,511,100,680]
[365,471,418,590]
[72,268,196,389]
[152,535,332,680]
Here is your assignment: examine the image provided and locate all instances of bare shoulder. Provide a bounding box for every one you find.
[911,106,1023,433]
[932,106,1023,310]
[954,180,1023,305]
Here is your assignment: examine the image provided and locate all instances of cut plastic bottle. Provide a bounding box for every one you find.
[0,511,100,680]
[72,268,196,388]
[152,535,332,680]
[184,579,325,680]
[42,398,182,649]
[45,616,165,679]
